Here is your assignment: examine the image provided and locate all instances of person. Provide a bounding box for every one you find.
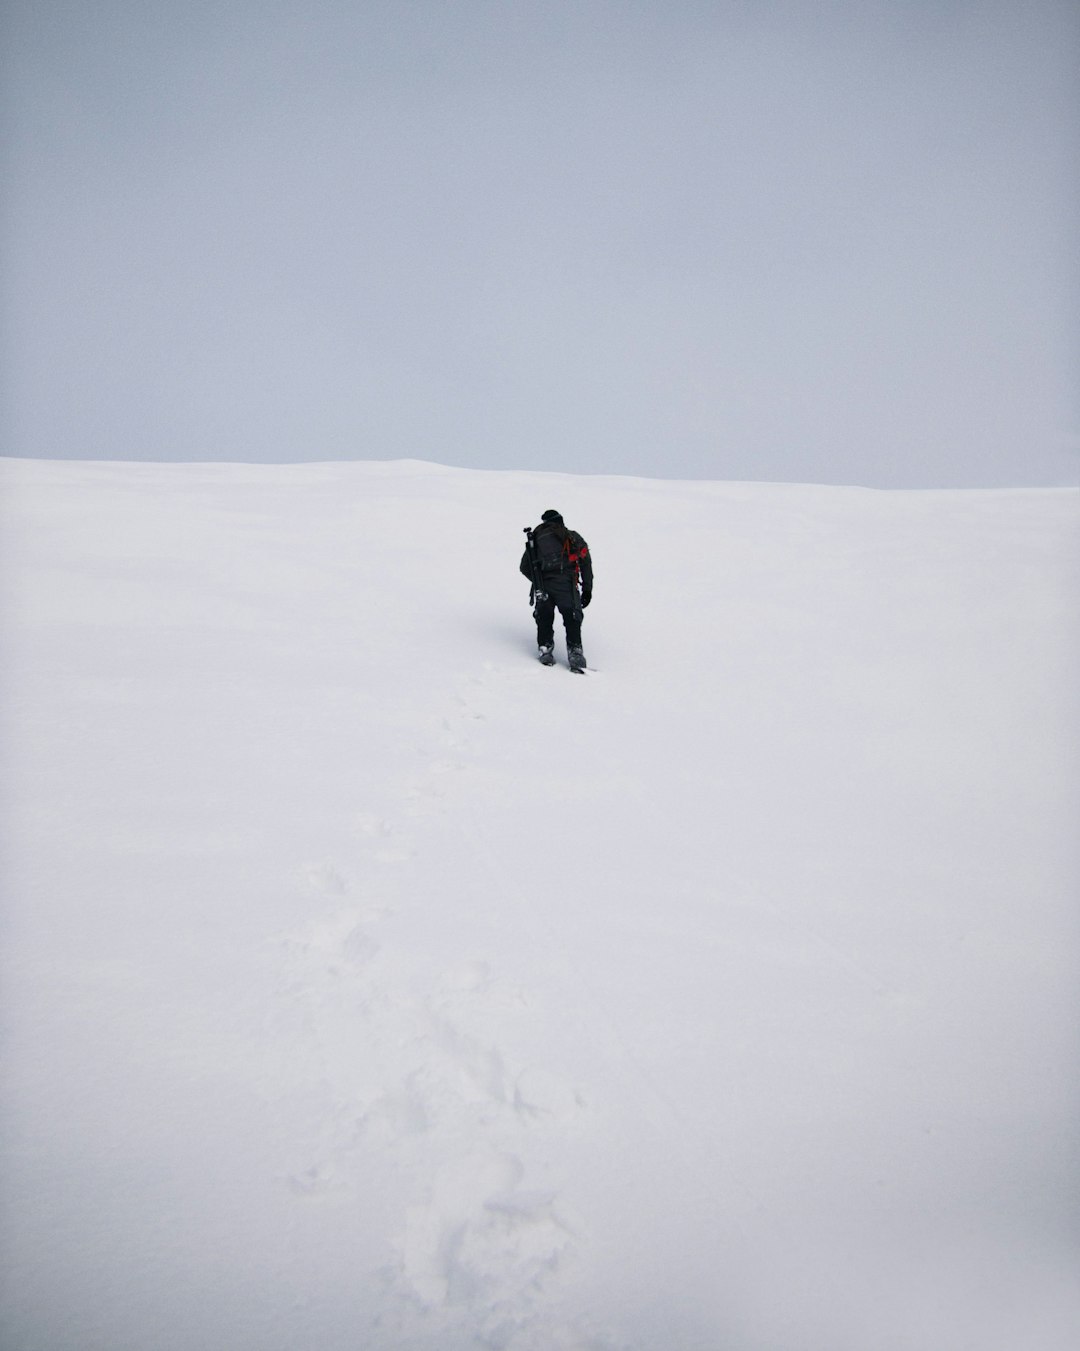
[520,509,593,671]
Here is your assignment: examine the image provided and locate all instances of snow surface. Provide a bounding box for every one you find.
[1,458,1078,1351]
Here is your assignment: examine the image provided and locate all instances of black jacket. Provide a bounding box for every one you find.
[520,522,593,594]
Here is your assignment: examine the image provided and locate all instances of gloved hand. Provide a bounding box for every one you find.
[581,590,592,608]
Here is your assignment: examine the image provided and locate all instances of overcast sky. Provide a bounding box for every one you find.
[2,1,1077,486]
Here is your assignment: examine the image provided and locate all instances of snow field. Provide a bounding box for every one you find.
[1,459,1078,1350]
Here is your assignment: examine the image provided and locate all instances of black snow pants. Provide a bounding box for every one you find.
[534,573,583,650]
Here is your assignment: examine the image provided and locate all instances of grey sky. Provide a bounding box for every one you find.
[2,0,1077,486]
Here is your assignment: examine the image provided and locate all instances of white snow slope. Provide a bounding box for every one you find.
[1,459,1078,1351]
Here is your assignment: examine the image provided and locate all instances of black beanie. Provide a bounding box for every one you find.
[541,509,563,523]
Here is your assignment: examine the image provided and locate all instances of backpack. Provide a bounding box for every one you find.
[535,524,571,574]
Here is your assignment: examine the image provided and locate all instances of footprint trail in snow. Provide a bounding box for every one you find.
[272,663,618,1350]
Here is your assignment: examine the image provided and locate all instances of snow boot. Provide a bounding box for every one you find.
[568,646,587,673]
[538,644,555,666]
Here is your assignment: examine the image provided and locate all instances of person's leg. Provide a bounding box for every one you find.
[562,604,583,650]
[534,592,557,650]
[553,582,584,656]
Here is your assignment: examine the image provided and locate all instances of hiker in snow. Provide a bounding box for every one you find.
[520,509,593,672]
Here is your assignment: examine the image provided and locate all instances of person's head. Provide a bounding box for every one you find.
[541,509,563,526]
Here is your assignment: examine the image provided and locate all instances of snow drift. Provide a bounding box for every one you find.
[1,458,1078,1350]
